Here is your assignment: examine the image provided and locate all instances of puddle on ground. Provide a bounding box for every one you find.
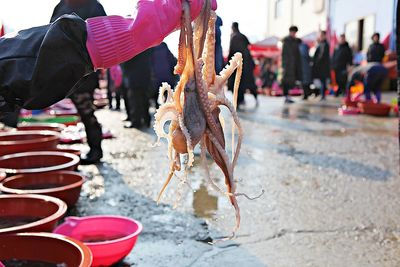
[192,184,218,219]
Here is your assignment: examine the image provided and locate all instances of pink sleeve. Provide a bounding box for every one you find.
[86,0,217,69]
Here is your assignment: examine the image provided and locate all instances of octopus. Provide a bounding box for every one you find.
[153,0,250,238]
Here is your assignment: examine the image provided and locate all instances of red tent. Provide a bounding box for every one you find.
[382,32,392,50]
[0,21,4,37]
[249,36,280,58]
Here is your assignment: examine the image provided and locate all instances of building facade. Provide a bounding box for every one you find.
[267,0,328,39]
[330,0,396,51]
[266,0,396,51]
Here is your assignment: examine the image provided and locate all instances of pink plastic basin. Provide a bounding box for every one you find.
[54,215,143,266]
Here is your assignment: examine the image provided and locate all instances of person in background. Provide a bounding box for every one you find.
[312,30,330,101]
[151,42,177,108]
[107,65,122,110]
[122,49,153,129]
[367,32,385,63]
[0,0,217,114]
[227,22,257,108]
[346,63,388,103]
[332,34,353,97]
[261,61,276,91]
[281,25,302,104]
[298,39,311,100]
[120,73,131,122]
[215,15,224,74]
[50,0,106,164]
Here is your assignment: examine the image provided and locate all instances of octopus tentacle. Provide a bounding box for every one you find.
[178,114,194,167]
[202,11,217,87]
[200,138,227,195]
[194,59,225,146]
[153,103,179,142]
[215,53,243,88]
[174,16,187,75]
[158,82,174,105]
[216,97,243,167]
[193,0,211,59]
[157,152,180,204]
[205,129,240,235]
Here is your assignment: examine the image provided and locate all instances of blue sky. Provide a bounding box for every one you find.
[0,0,268,54]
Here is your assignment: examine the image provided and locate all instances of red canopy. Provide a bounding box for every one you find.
[382,32,391,50]
[249,36,280,58]
[0,21,4,37]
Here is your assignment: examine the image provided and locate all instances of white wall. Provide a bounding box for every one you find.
[331,0,394,37]
[267,0,327,38]
[267,0,293,37]
[292,0,327,36]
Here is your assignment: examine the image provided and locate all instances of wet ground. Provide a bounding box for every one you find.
[72,93,398,266]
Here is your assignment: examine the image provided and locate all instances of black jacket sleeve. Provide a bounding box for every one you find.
[0,14,94,112]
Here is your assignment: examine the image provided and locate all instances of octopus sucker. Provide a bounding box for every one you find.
[154,0,248,239]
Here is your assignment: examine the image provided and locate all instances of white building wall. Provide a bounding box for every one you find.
[267,0,327,38]
[292,0,327,36]
[331,0,394,36]
[267,0,293,37]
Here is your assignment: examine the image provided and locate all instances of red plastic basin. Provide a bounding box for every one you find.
[0,151,80,176]
[0,171,84,207]
[50,147,82,157]
[342,98,359,108]
[357,102,392,116]
[0,194,67,234]
[54,216,143,267]
[0,233,92,266]
[17,123,66,133]
[0,130,60,156]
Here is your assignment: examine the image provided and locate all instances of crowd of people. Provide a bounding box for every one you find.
[258,26,390,105]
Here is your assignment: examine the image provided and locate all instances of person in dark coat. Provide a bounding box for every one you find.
[122,49,153,129]
[367,32,385,63]
[50,0,106,164]
[281,25,302,103]
[332,34,353,97]
[312,30,330,100]
[298,40,311,100]
[215,15,224,74]
[346,63,388,103]
[151,42,177,107]
[227,22,257,107]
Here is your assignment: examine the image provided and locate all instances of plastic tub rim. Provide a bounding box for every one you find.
[0,171,85,195]
[0,194,67,234]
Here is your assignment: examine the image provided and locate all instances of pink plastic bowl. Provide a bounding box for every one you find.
[54,215,143,266]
